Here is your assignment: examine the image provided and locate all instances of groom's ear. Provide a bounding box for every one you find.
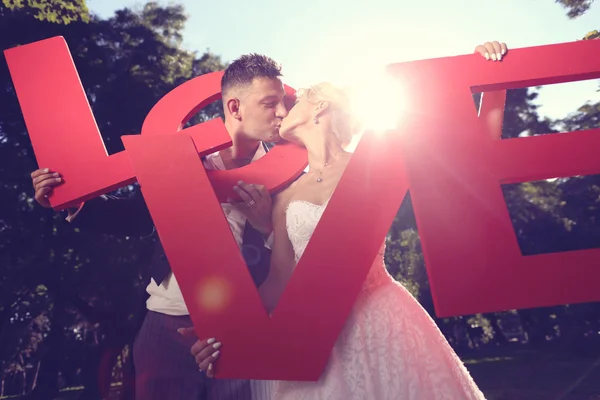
[226,98,242,120]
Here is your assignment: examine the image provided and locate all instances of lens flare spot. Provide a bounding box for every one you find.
[196,276,233,313]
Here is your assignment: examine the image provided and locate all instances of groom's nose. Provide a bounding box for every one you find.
[275,101,289,118]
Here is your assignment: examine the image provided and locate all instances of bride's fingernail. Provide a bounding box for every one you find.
[207,338,216,344]
[212,350,220,358]
[213,342,222,349]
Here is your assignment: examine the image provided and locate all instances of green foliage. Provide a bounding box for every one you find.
[385,227,425,299]
[1,0,90,24]
[583,29,600,39]
[555,0,595,18]
[0,1,226,396]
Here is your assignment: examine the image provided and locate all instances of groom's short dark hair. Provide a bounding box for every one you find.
[221,53,282,96]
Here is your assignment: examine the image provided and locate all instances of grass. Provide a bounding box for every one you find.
[465,348,600,400]
[3,348,600,400]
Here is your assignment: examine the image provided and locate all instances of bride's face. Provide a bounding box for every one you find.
[279,96,313,144]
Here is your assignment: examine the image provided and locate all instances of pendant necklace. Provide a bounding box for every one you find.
[316,162,328,183]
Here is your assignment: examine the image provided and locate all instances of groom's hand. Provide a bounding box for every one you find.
[229,180,273,237]
[178,327,221,377]
[31,168,63,207]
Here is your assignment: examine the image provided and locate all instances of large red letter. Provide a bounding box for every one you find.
[4,36,306,207]
[388,39,600,317]
[122,125,408,380]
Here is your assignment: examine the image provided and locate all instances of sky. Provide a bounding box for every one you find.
[86,0,600,121]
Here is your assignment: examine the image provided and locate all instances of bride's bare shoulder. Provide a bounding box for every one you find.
[272,173,306,213]
[273,187,294,214]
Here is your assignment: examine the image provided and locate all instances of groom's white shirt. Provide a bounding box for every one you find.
[68,144,270,316]
[146,144,269,316]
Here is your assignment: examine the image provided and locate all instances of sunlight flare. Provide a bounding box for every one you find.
[348,69,408,133]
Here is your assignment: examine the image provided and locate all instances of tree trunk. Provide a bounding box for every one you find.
[31,361,41,392]
[19,354,27,395]
[27,294,66,399]
[78,344,103,400]
[119,345,136,400]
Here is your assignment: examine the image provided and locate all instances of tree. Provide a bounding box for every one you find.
[555,0,598,40]
[1,0,89,24]
[0,1,226,397]
[583,29,600,39]
[555,0,595,18]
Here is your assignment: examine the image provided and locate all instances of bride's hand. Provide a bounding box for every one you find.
[474,41,508,61]
[178,327,221,377]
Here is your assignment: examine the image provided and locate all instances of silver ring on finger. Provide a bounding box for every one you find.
[246,200,256,207]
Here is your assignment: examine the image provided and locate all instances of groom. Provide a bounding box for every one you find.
[30,53,290,399]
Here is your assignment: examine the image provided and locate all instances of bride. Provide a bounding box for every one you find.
[258,83,485,400]
[193,41,507,399]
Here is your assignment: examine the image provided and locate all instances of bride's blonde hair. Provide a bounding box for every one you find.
[297,82,361,147]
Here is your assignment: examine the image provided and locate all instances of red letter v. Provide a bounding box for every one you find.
[122,128,409,380]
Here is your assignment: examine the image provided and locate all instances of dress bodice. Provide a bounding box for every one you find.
[285,199,392,292]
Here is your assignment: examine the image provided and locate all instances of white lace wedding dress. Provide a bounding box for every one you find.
[268,199,486,400]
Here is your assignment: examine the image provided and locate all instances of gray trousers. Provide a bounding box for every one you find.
[133,311,271,400]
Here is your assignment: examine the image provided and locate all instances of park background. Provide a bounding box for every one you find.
[0,0,599,399]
